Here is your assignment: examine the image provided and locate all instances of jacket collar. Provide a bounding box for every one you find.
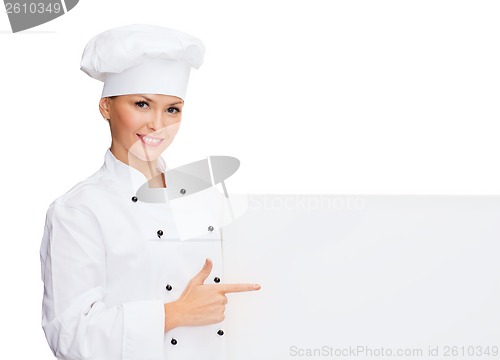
[102,148,167,193]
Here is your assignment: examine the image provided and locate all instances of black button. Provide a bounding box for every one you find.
[166,284,172,291]
[180,188,186,195]
[157,230,163,238]
[171,338,177,345]
[208,225,214,232]
[214,277,221,283]
[217,329,224,336]
[131,196,138,202]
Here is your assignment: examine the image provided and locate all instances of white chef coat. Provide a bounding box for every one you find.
[40,149,227,360]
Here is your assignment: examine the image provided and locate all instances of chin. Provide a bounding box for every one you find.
[128,141,167,162]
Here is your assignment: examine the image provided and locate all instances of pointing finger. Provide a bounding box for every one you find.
[217,283,261,294]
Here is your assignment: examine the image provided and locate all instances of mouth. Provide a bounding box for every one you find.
[137,134,164,147]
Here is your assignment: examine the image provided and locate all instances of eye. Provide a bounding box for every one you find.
[135,101,149,109]
[167,107,181,114]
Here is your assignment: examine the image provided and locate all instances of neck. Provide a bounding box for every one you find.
[110,143,162,181]
[130,157,160,179]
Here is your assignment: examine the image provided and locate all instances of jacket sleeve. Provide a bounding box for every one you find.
[40,202,165,360]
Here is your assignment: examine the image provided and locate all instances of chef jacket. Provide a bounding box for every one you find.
[40,149,227,360]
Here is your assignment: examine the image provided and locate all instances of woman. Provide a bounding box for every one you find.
[40,24,260,360]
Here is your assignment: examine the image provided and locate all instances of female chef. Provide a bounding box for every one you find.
[40,24,260,360]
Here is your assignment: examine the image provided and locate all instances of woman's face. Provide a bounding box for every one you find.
[99,94,183,164]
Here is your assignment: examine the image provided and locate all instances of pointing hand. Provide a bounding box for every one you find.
[164,258,260,332]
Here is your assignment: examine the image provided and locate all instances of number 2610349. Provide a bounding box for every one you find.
[5,2,62,14]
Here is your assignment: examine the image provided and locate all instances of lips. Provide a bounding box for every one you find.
[137,134,164,146]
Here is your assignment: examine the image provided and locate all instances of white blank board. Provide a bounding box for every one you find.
[222,195,500,360]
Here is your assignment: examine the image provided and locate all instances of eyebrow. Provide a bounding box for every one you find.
[139,95,183,106]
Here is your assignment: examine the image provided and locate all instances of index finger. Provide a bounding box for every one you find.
[217,283,261,294]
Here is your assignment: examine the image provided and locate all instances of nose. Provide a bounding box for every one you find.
[147,110,164,132]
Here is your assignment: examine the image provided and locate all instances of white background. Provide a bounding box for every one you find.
[0,0,499,358]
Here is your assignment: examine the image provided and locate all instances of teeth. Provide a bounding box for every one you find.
[142,136,161,144]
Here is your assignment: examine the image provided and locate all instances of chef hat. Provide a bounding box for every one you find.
[80,24,205,100]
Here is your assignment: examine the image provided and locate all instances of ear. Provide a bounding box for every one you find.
[99,97,111,121]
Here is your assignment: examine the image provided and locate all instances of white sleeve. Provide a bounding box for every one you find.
[40,202,165,360]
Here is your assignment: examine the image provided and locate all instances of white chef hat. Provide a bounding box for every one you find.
[80,24,205,100]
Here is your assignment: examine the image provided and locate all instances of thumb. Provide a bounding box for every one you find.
[191,258,213,285]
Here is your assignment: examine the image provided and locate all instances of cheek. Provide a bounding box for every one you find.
[165,122,180,137]
[160,122,181,146]
[112,108,146,135]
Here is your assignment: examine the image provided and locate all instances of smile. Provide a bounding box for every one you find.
[137,134,164,146]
